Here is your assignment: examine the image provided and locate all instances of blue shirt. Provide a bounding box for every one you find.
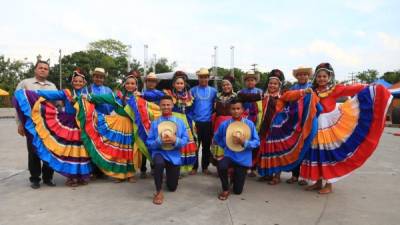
[190,85,217,122]
[37,88,89,115]
[146,115,189,165]
[89,84,114,114]
[213,118,260,167]
[142,89,165,104]
[239,87,263,124]
[290,82,312,90]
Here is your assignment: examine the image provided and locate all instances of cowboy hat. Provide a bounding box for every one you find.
[146,72,158,81]
[92,67,106,77]
[293,67,313,77]
[158,121,177,150]
[196,68,210,76]
[226,121,251,152]
[243,70,260,82]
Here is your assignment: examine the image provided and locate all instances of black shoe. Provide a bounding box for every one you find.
[30,182,40,189]
[43,180,56,187]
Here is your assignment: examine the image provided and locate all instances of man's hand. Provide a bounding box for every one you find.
[304,88,313,94]
[162,134,176,145]
[232,132,245,146]
[17,124,25,136]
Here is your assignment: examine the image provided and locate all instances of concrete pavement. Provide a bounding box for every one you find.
[0,118,399,225]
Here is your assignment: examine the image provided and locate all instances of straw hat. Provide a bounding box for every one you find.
[226,121,251,152]
[92,67,106,77]
[146,72,158,81]
[243,70,260,82]
[196,68,210,76]
[158,121,177,150]
[293,67,313,77]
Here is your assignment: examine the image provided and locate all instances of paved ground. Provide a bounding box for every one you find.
[0,118,399,225]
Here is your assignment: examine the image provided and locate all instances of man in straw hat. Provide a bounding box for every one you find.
[89,67,114,114]
[88,67,114,180]
[238,70,262,177]
[189,68,217,175]
[142,72,165,104]
[291,67,313,91]
[146,95,189,205]
[140,72,165,178]
[213,98,260,200]
[285,67,313,185]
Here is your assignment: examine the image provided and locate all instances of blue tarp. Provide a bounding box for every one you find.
[374,79,392,88]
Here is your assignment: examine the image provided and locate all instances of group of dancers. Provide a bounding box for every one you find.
[13,60,392,205]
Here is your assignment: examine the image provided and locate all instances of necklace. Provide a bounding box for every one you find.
[196,86,211,100]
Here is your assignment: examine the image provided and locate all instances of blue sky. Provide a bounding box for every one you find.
[1,0,399,81]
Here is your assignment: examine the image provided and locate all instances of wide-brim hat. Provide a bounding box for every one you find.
[196,68,210,76]
[226,121,251,152]
[158,121,177,150]
[243,70,260,82]
[92,67,106,77]
[293,67,313,77]
[146,72,158,81]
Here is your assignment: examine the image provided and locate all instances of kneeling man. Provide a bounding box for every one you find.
[146,95,189,205]
[213,98,260,200]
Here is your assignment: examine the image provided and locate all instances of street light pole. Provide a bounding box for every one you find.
[213,46,218,88]
[59,49,62,89]
[143,44,148,90]
[230,45,234,78]
[127,44,132,72]
[153,54,157,73]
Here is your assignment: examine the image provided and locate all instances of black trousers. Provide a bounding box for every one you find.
[291,164,300,178]
[217,157,247,194]
[26,134,53,183]
[153,154,180,192]
[140,153,154,173]
[193,121,212,170]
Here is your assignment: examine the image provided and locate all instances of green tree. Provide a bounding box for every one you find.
[381,70,400,84]
[356,69,379,84]
[148,57,177,74]
[88,39,129,58]
[0,55,32,95]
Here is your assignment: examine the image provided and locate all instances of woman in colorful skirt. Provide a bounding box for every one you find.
[80,71,153,183]
[300,63,392,194]
[13,69,92,187]
[163,71,197,174]
[238,69,319,186]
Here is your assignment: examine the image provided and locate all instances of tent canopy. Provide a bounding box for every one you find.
[374,79,392,88]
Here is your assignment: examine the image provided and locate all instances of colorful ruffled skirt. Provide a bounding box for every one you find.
[77,99,140,179]
[300,85,392,183]
[172,112,197,173]
[13,90,91,178]
[257,93,319,176]
[211,115,232,161]
[125,96,197,173]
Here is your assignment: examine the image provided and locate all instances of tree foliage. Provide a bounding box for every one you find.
[381,70,400,84]
[356,69,379,84]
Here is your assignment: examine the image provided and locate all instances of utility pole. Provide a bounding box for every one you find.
[348,72,356,84]
[251,63,258,72]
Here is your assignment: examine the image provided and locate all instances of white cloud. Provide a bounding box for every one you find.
[377,32,400,50]
[344,0,384,13]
